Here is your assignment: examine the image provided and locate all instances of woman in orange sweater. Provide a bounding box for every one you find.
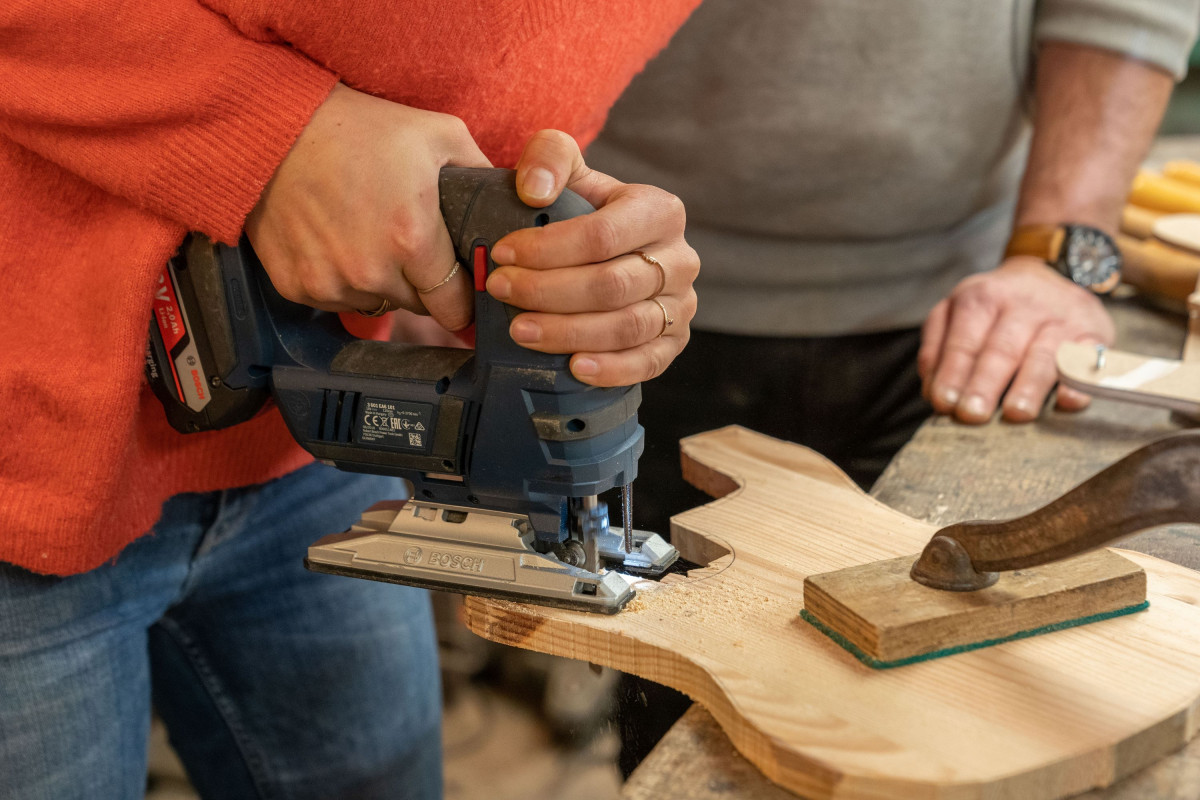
[0,1,700,797]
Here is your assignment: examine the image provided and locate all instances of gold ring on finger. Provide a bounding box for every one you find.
[417,260,461,294]
[634,250,667,299]
[652,298,674,338]
[356,297,392,317]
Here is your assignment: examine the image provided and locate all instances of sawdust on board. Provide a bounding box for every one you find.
[616,568,782,630]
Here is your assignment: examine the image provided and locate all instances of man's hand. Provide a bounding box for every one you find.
[245,83,491,332]
[918,256,1115,424]
[488,130,699,387]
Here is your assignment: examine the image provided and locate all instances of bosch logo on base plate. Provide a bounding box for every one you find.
[407,548,516,581]
[355,397,434,452]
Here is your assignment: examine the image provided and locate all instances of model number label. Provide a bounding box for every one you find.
[355,397,434,452]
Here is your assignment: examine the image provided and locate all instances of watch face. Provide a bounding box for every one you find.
[1061,226,1122,293]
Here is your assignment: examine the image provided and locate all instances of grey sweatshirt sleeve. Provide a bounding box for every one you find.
[1035,0,1200,78]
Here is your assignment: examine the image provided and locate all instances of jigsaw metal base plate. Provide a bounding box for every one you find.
[305,499,678,614]
[304,558,632,614]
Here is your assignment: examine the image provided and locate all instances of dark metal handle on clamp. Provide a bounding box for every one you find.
[910,431,1200,591]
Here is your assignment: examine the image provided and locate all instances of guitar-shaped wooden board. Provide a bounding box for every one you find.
[463,426,1200,800]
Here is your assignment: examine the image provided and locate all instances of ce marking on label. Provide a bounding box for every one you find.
[365,414,389,428]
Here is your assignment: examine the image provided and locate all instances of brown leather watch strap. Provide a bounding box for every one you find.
[1004,224,1067,263]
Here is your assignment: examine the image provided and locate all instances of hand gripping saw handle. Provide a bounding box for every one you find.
[145,167,644,545]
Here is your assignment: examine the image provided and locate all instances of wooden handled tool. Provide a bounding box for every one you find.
[910,431,1200,591]
[803,433,1200,668]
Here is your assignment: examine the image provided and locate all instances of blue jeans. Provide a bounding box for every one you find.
[0,463,441,800]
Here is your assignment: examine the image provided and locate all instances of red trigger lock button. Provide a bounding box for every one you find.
[473,245,488,292]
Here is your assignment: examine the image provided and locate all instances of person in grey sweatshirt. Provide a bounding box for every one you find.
[588,0,1199,774]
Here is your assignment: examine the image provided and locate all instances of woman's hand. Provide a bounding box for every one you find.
[487,130,699,387]
[245,83,490,332]
[246,90,698,388]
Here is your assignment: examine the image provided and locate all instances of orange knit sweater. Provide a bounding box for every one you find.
[0,0,698,575]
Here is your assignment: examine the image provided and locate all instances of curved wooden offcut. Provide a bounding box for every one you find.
[1057,341,1200,417]
[463,426,1200,800]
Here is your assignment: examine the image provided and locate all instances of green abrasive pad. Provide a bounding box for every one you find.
[799,600,1150,670]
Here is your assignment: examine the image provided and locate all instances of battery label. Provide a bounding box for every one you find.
[151,262,210,412]
[356,398,434,452]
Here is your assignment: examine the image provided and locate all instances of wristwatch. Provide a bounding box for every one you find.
[1004,224,1123,294]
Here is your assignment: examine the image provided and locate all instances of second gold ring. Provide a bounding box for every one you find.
[652,298,674,338]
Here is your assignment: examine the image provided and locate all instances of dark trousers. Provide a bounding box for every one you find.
[618,327,932,776]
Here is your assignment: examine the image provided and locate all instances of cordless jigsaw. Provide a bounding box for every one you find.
[145,167,677,613]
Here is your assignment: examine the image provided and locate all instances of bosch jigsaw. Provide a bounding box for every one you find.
[145,167,677,613]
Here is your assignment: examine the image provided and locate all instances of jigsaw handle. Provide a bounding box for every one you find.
[438,167,595,373]
[911,430,1200,590]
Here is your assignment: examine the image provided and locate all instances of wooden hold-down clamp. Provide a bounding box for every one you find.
[802,432,1200,667]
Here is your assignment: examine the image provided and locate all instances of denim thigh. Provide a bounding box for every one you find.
[0,491,202,800]
[0,463,440,800]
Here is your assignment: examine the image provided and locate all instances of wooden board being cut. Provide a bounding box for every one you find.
[463,426,1200,800]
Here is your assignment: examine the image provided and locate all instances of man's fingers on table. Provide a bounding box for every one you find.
[918,299,950,395]
[487,247,688,313]
[955,315,1038,424]
[1056,384,1095,410]
[507,293,693,354]
[569,333,688,387]
[999,324,1068,422]
[926,297,999,414]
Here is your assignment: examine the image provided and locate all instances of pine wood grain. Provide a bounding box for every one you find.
[463,425,1200,800]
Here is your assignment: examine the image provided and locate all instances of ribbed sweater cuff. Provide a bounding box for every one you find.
[1036,0,1200,80]
[145,45,338,244]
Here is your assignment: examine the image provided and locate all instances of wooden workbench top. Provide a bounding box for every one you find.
[621,294,1200,800]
